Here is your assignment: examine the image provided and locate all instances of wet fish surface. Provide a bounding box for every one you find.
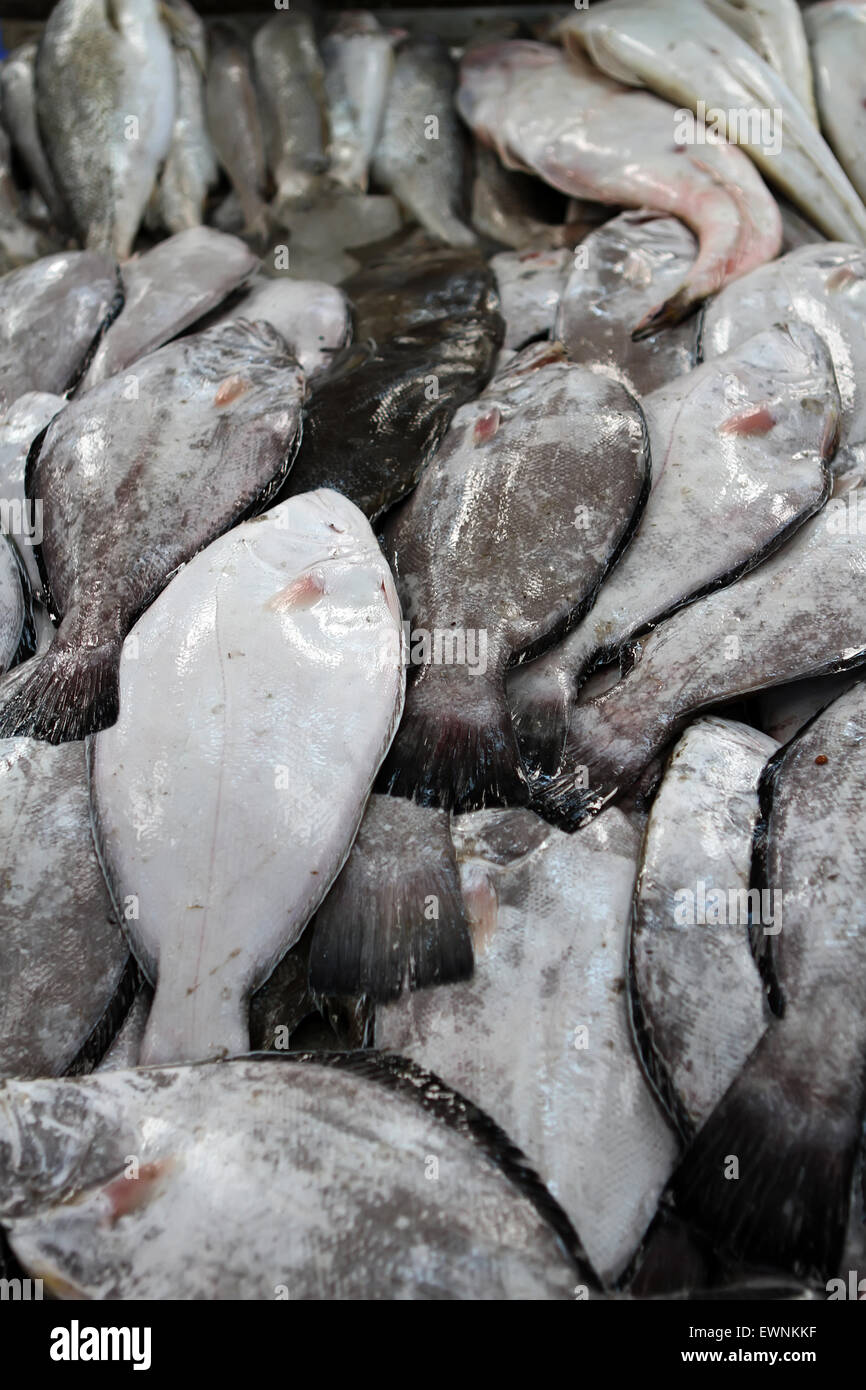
[0,391,65,596]
[342,232,499,341]
[154,0,217,233]
[490,246,569,350]
[706,0,818,124]
[323,11,396,193]
[471,141,571,250]
[90,492,405,1065]
[0,320,305,744]
[0,42,69,230]
[253,13,328,212]
[205,274,350,377]
[205,22,269,239]
[805,2,866,207]
[0,535,28,674]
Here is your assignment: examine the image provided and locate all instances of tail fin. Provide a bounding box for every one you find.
[529,760,620,832]
[669,1022,861,1282]
[138,973,250,1066]
[380,663,527,813]
[0,614,122,744]
[508,650,578,776]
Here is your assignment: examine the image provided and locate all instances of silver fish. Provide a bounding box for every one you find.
[0,1055,587,1299]
[0,391,65,596]
[154,0,217,233]
[323,11,397,194]
[0,534,27,674]
[0,320,304,744]
[35,0,176,258]
[205,23,269,240]
[205,273,350,377]
[805,2,866,207]
[0,736,131,1079]
[253,13,328,212]
[0,42,69,230]
[90,492,405,1066]
[490,246,570,350]
[706,0,818,124]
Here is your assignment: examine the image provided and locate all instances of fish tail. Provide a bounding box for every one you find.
[631,287,693,341]
[379,664,527,813]
[669,1023,861,1282]
[0,617,122,744]
[508,650,580,777]
[529,758,618,831]
[138,975,250,1066]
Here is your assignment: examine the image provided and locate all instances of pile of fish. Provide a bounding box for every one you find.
[2,0,866,1301]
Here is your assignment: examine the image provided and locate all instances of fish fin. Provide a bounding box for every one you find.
[508,656,575,777]
[669,1025,859,1282]
[631,288,694,341]
[380,665,527,812]
[0,621,122,744]
[528,762,619,832]
[104,0,121,34]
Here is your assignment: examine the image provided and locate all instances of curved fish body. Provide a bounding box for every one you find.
[0,1055,587,1299]
[535,488,866,830]
[671,681,866,1281]
[756,670,861,744]
[378,806,679,1286]
[79,227,257,389]
[458,42,782,333]
[35,0,176,258]
[509,323,838,773]
[0,43,69,230]
[342,232,499,341]
[0,736,130,1079]
[629,717,774,1140]
[205,23,269,239]
[471,142,571,250]
[155,0,217,233]
[706,0,818,124]
[700,243,866,482]
[805,3,866,207]
[90,492,404,1066]
[0,391,65,596]
[556,0,866,245]
[0,251,118,412]
[490,246,569,350]
[374,37,475,248]
[206,274,350,377]
[0,535,27,674]
[0,321,305,745]
[253,13,328,212]
[323,11,397,193]
[554,210,699,395]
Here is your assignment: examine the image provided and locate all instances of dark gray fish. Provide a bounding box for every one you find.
[0,251,119,412]
[0,320,304,744]
[670,680,866,1282]
[253,13,328,212]
[97,984,152,1072]
[0,1055,591,1299]
[78,227,257,389]
[0,43,69,230]
[0,392,64,598]
[490,246,570,350]
[0,736,132,1079]
[471,142,571,250]
[535,489,866,829]
[205,22,269,240]
[342,230,500,341]
[756,670,863,745]
[155,0,217,234]
[0,534,29,674]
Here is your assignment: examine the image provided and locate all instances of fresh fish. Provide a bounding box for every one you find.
[0,391,65,596]
[554,210,700,395]
[778,197,827,252]
[670,681,866,1281]
[0,320,304,744]
[556,0,866,245]
[0,736,132,1079]
[490,246,570,350]
[154,0,217,233]
[90,491,404,1066]
[323,12,397,193]
[706,0,818,124]
[457,41,782,331]
[310,794,473,1001]
[253,13,328,213]
[630,717,774,1140]
[373,36,475,248]
[471,142,572,250]
[342,231,499,341]
[805,3,866,207]
[700,243,866,480]
[0,1055,588,1299]
[275,313,503,521]
[205,23,269,239]
[378,806,679,1285]
[97,985,152,1072]
[0,535,28,674]
[0,43,69,230]
[0,251,119,412]
[35,0,176,258]
[509,323,838,772]
[205,274,350,377]
[756,670,861,744]
[535,488,866,829]
[78,227,257,390]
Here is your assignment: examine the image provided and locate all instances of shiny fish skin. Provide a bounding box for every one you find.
[629,717,774,1139]
[89,492,404,1066]
[471,142,571,251]
[253,13,328,213]
[205,23,269,239]
[323,11,397,194]
[671,682,866,1281]
[0,736,131,1079]
[0,535,26,674]
[205,274,350,377]
[0,391,65,596]
[0,43,69,231]
[0,320,305,745]
[342,231,499,341]
[756,670,861,744]
[806,3,866,208]
[155,0,217,234]
[457,41,782,331]
[490,246,569,350]
[706,0,818,124]
[0,1055,587,1299]
[35,0,176,258]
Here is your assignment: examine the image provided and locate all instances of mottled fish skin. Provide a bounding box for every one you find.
[373,37,475,248]
[253,13,328,212]
[0,251,119,412]
[0,391,65,597]
[0,320,305,745]
[378,806,679,1286]
[557,0,866,246]
[204,273,350,377]
[323,11,397,194]
[700,243,866,482]
[90,492,404,1066]
[457,41,782,331]
[554,210,700,395]
[0,43,69,230]
[0,535,26,673]
[706,0,818,125]
[490,246,570,350]
[205,23,269,239]
[670,681,866,1281]
[78,227,258,389]
[805,3,866,208]
[756,670,862,745]
[509,322,838,773]
[535,489,866,830]
[310,794,473,1002]
[342,231,499,341]
[155,0,218,234]
[0,1055,588,1299]
[35,0,176,258]
[0,737,130,1079]
[629,717,775,1141]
